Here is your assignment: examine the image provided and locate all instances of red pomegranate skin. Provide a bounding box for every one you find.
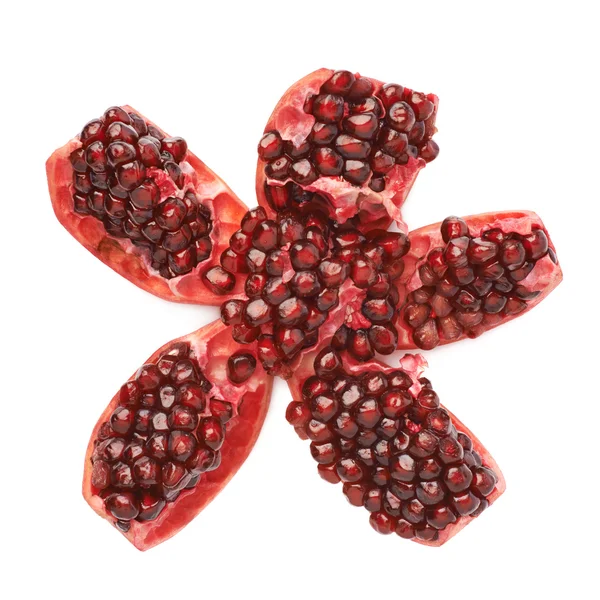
[256,69,438,233]
[287,350,506,547]
[83,320,272,551]
[47,106,247,305]
[395,211,563,349]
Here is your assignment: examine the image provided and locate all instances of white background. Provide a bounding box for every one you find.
[2,1,598,598]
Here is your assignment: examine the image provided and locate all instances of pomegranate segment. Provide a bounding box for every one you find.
[396,212,563,350]
[256,69,439,231]
[47,106,247,304]
[83,320,272,550]
[287,347,505,546]
[217,202,411,377]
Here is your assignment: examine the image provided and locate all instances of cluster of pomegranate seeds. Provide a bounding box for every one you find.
[286,347,499,542]
[69,107,213,279]
[327,226,410,361]
[89,341,235,531]
[258,70,439,192]
[213,199,410,374]
[404,216,553,349]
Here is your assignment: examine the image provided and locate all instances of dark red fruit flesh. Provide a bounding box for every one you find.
[218,204,411,376]
[286,347,505,546]
[256,69,439,231]
[47,106,247,304]
[396,212,562,350]
[84,320,272,550]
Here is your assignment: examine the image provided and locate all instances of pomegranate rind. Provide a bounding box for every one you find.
[287,351,505,547]
[396,211,563,349]
[255,69,438,232]
[47,106,246,304]
[82,319,272,550]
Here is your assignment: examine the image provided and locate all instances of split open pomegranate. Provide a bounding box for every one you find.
[47,106,247,304]
[255,69,439,231]
[83,320,272,550]
[395,212,563,349]
[286,347,505,546]
[214,201,410,376]
[48,70,564,550]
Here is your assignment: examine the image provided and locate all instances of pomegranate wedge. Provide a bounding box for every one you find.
[216,203,411,377]
[47,105,247,304]
[83,320,272,550]
[286,348,505,546]
[256,69,438,231]
[395,211,562,350]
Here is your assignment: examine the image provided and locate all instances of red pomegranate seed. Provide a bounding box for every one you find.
[387,101,416,132]
[312,94,344,123]
[227,353,257,384]
[202,266,235,294]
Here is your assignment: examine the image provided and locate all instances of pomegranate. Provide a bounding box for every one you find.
[256,69,439,231]
[84,320,272,550]
[47,106,247,304]
[49,76,564,551]
[286,347,505,546]
[394,212,563,350]
[217,203,410,377]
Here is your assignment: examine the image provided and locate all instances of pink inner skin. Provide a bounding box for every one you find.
[395,211,563,349]
[255,69,438,232]
[46,106,247,305]
[83,320,272,551]
[287,350,506,547]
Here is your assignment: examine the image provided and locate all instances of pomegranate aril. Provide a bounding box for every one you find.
[362,297,394,322]
[73,171,93,194]
[252,220,279,252]
[378,127,408,158]
[275,327,305,357]
[348,77,375,100]
[244,298,272,326]
[161,137,187,162]
[379,83,404,108]
[232,322,260,344]
[343,112,379,140]
[441,216,469,243]
[504,297,527,315]
[203,267,235,295]
[266,156,291,180]
[80,119,105,145]
[289,158,319,185]
[348,329,374,362]
[343,160,371,185]
[522,228,549,260]
[311,122,339,145]
[70,147,88,172]
[313,147,343,176]
[369,324,398,355]
[277,296,308,326]
[335,134,371,160]
[387,101,416,132]
[419,140,440,162]
[312,94,344,123]
[317,288,339,311]
[257,335,282,372]
[128,113,148,136]
[468,238,498,264]
[500,239,526,270]
[413,319,440,350]
[105,493,139,521]
[407,91,435,121]
[176,383,205,411]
